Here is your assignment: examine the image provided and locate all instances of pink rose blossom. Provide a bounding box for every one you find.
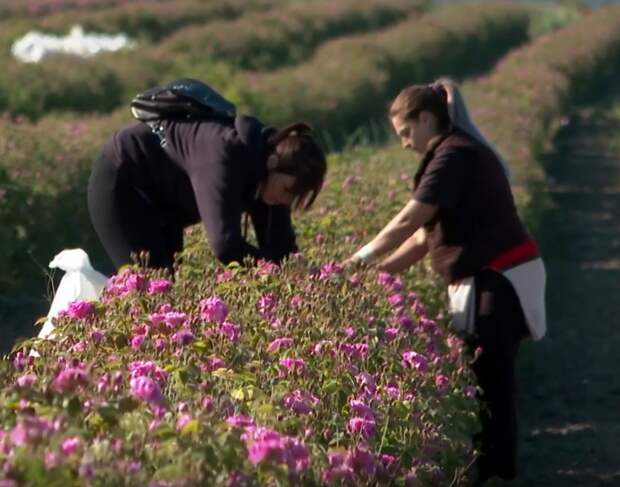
[66,300,96,320]
[349,399,374,420]
[129,376,165,406]
[388,293,405,308]
[171,329,195,346]
[267,337,293,353]
[319,262,343,280]
[164,311,187,329]
[16,374,37,387]
[199,296,229,323]
[283,389,320,415]
[130,335,146,350]
[10,417,55,446]
[385,327,400,341]
[464,385,477,398]
[255,260,280,277]
[147,279,171,295]
[346,447,377,477]
[226,415,255,428]
[356,372,376,395]
[202,356,226,372]
[218,322,241,343]
[45,451,59,469]
[128,361,168,383]
[216,270,233,283]
[401,351,428,372]
[257,293,277,319]
[61,437,81,455]
[89,329,105,343]
[201,396,214,411]
[278,357,305,376]
[347,417,376,438]
[175,414,192,431]
[435,374,450,391]
[53,367,89,393]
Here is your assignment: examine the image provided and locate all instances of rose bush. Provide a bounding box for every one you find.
[0,255,480,485]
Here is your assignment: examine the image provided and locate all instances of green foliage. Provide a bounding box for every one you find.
[155,0,428,71]
[0,145,480,485]
[243,3,532,146]
[462,4,620,234]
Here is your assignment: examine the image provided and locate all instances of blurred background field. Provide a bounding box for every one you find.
[0,0,604,297]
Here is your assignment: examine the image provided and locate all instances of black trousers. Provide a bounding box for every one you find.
[87,155,184,271]
[466,269,530,482]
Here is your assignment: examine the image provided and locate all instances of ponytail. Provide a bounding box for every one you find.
[267,122,327,210]
[432,78,510,178]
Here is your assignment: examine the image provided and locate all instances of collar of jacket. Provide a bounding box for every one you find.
[234,114,276,184]
[413,128,455,190]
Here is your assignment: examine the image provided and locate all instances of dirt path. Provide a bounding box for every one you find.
[490,105,620,486]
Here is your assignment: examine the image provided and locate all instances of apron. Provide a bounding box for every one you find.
[448,257,547,340]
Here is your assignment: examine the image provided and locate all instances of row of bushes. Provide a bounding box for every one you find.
[5,0,281,42]
[153,0,427,71]
[0,0,425,120]
[460,4,620,232]
[243,3,533,146]
[0,0,159,18]
[0,6,544,293]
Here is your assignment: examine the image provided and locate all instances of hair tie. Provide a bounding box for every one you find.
[428,82,447,100]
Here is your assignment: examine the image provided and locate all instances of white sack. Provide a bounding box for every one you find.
[12,25,136,63]
[37,248,108,340]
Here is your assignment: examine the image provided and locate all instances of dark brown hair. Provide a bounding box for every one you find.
[391,78,510,177]
[268,122,327,210]
[389,83,451,132]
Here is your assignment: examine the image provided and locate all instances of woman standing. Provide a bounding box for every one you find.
[88,111,326,272]
[346,78,546,485]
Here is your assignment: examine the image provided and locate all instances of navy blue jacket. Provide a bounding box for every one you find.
[101,115,297,264]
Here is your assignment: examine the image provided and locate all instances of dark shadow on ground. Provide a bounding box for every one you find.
[488,106,620,487]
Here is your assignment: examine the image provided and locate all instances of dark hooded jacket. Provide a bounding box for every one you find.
[413,129,530,283]
[100,115,297,264]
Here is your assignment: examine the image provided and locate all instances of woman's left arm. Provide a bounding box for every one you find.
[250,201,298,263]
[347,198,437,264]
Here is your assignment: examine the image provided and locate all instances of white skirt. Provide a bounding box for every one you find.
[447,258,547,340]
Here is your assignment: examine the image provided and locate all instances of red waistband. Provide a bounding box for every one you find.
[486,239,539,272]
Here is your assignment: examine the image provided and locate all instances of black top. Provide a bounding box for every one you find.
[413,129,530,283]
[100,115,297,264]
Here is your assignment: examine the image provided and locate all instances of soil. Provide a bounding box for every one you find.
[489,105,620,486]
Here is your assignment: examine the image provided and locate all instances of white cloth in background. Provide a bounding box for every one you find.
[11,25,136,63]
[448,258,547,341]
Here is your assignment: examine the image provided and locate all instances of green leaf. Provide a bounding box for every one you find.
[64,396,82,417]
[34,316,47,326]
[322,379,341,394]
[211,368,235,380]
[117,396,139,413]
[192,340,208,352]
[181,419,200,436]
[97,405,119,427]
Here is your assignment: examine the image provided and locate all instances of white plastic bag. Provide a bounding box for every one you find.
[37,248,108,340]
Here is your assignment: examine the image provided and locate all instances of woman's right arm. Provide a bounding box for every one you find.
[378,228,428,274]
[188,136,261,264]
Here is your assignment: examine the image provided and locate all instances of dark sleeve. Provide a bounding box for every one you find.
[188,137,260,265]
[413,146,472,208]
[249,201,298,263]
